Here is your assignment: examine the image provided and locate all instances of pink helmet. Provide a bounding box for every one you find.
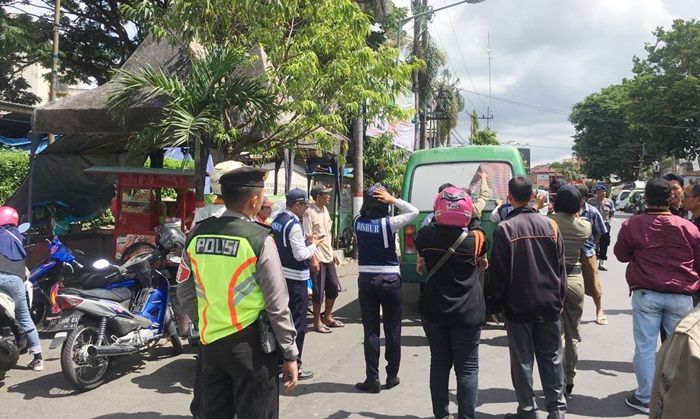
[0,206,19,227]
[433,187,473,228]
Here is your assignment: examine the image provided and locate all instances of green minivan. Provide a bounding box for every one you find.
[399,145,527,283]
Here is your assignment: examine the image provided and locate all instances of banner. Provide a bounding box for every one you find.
[366,91,416,151]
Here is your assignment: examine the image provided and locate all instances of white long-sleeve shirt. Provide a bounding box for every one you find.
[283,210,317,263]
[389,199,419,232]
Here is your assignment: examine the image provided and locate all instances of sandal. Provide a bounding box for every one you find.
[323,319,345,328]
[314,325,332,334]
[596,315,608,325]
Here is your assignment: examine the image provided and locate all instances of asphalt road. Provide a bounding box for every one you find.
[1,213,648,418]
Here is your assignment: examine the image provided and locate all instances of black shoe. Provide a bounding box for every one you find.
[355,379,380,393]
[565,384,574,396]
[385,376,400,389]
[625,393,649,414]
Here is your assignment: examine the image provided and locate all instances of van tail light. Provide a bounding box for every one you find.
[55,295,82,311]
[49,283,62,314]
[404,225,417,255]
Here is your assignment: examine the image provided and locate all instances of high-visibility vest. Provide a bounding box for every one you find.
[185,216,269,345]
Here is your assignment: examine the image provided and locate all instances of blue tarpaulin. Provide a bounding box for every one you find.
[0,136,49,153]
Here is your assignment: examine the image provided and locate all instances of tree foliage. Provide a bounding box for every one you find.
[119,0,416,157]
[434,69,465,147]
[572,19,698,180]
[469,111,499,145]
[0,3,49,104]
[0,148,29,204]
[5,0,165,86]
[363,133,409,194]
[627,19,700,159]
[550,160,583,182]
[571,83,653,180]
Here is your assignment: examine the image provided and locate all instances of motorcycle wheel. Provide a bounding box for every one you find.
[30,300,47,326]
[166,307,183,356]
[60,324,110,392]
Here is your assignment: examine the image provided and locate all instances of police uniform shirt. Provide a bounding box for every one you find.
[176,210,299,361]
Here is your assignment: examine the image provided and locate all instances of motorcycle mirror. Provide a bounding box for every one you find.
[18,223,30,233]
[167,254,182,264]
[92,259,111,270]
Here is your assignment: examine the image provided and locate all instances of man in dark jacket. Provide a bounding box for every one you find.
[488,176,567,419]
[613,178,700,414]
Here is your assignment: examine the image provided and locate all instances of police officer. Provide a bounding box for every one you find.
[177,167,298,419]
[354,185,418,393]
[270,188,324,380]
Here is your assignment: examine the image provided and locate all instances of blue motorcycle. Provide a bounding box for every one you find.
[45,227,184,391]
[27,237,83,325]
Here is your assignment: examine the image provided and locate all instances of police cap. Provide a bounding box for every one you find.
[219,167,268,188]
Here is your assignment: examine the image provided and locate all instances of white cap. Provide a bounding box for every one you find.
[211,160,245,195]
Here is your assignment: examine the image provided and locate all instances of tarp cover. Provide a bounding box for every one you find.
[9,134,146,218]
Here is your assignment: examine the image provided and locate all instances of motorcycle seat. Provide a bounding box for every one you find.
[61,287,132,303]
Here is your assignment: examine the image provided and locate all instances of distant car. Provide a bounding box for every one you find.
[615,189,632,209]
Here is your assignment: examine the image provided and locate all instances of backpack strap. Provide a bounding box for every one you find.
[424,231,469,283]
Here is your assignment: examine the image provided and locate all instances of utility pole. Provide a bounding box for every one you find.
[418,0,429,149]
[396,0,486,150]
[351,116,364,217]
[478,32,494,129]
[48,0,61,144]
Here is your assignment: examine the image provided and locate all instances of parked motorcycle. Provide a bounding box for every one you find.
[0,279,32,374]
[27,237,83,325]
[45,227,185,391]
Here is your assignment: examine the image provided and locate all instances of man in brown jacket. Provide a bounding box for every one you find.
[649,305,700,418]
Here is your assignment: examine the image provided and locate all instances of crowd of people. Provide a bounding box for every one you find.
[174,166,700,419]
[3,160,700,419]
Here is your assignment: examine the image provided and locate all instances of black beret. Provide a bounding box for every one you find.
[219,167,268,188]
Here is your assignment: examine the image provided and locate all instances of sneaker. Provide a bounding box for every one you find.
[298,367,314,380]
[625,393,649,414]
[385,376,400,389]
[598,261,608,271]
[355,379,380,393]
[27,358,43,371]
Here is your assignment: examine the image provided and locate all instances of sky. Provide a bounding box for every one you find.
[393,0,697,165]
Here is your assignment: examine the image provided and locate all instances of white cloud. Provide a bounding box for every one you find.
[393,0,693,163]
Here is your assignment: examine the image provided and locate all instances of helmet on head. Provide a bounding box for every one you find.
[0,207,19,227]
[433,187,473,228]
[210,161,245,195]
[158,226,186,251]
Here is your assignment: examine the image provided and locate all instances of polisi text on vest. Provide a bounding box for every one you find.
[195,237,240,257]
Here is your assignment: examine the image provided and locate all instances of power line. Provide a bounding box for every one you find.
[458,87,700,131]
[443,5,487,112]
[428,27,479,113]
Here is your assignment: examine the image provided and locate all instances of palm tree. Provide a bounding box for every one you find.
[108,45,279,200]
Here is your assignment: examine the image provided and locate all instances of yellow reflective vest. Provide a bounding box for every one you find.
[185,216,268,345]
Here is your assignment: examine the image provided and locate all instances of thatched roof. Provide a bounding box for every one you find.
[32,37,190,134]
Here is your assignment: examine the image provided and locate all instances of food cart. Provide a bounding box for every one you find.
[83,166,195,262]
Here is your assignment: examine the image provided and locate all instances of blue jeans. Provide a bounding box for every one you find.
[0,272,42,354]
[422,318,481,419]
[631,289,693,403]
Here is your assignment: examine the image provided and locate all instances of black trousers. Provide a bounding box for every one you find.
[505,320,567,419]
[286,278,308,365]
[358,272,402,381]
[190,346,203,417]
[200,323,279,419]
[597,224,611,261]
